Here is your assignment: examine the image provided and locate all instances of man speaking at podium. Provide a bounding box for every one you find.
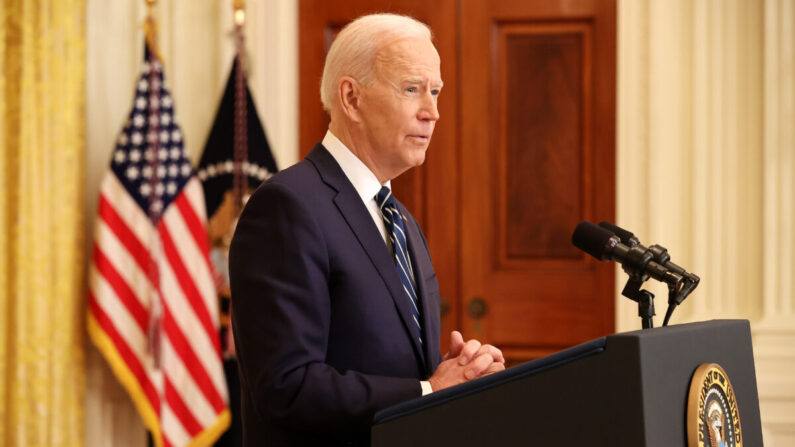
[229,13,505,446]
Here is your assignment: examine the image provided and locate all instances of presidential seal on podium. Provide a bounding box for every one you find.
[688,363,743,447]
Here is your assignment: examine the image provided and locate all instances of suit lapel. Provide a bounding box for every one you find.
[306,145,426,366]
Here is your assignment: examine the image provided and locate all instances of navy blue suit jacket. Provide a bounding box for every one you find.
[229,144,442,445]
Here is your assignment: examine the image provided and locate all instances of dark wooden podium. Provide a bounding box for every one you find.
[371,320,763,446]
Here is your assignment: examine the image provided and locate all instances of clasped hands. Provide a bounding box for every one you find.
[427,330,505,392]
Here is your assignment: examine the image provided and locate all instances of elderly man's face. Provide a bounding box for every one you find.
[358,37,442,179]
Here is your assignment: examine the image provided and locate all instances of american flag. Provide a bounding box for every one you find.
[87,49,230,447]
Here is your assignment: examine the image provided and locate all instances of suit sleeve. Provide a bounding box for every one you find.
[229,181,421,441]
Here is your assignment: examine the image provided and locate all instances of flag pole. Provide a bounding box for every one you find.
[144,0,164,370]
[233,0,248,216]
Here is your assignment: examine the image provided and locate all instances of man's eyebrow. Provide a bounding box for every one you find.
[402,77,444,89]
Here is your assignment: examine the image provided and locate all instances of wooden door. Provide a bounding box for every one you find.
[298,0,461,350]
[459,0,617,363]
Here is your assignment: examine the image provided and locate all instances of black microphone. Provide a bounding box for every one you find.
[598,221,687,276]
[572,221,684,289]
[597,221,700,305]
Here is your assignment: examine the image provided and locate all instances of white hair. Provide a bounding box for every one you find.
[320,13,433,113]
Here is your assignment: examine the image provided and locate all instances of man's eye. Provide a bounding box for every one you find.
[431,89,440,96]
[406,87,417,93]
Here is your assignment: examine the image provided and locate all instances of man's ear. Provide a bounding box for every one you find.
[338,76,363,123]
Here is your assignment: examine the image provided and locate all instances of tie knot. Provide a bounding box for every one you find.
[375,186,395,211]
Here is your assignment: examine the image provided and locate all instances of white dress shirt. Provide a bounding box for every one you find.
[322,130,434,396]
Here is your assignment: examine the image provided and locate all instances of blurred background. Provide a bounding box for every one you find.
[1,0,793,445]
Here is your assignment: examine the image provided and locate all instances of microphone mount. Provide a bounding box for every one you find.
[598,221,700,328]
[572,221,700,330]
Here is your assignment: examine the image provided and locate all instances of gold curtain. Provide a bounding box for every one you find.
[0,0,86,446]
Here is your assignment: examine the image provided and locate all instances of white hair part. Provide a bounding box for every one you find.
[320,13,433,113]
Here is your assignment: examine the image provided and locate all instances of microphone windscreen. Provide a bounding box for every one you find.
[598,221,635,245]
[572,221,615,260]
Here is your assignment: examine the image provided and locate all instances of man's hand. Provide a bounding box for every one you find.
[428,331,505,392]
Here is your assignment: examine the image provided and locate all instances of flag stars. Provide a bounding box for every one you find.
[112,63,193,216]
[207,165,218,176]
[224,160,234,173]
[126,166,140,180]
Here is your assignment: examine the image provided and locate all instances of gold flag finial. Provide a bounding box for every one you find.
[143,0,165,64]
[234,0,245,26]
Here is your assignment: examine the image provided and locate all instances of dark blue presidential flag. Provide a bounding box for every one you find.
[200,54,279,447]
[197,59,278,220]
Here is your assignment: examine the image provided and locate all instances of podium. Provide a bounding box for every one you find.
[371,320,763,446]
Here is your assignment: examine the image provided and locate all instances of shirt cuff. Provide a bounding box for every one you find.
[420,380,433,396]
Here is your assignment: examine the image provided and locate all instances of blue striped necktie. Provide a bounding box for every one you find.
[375,186,423,344]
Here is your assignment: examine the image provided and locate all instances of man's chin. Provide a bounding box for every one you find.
[409,148,427,167]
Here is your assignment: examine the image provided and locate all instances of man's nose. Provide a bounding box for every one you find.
[418,93,440,121]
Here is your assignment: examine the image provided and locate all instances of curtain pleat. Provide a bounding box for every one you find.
[0,0,86,445]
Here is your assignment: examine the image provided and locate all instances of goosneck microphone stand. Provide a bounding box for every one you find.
[571,221,700,329]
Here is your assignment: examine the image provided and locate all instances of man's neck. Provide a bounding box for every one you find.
[328,120,390,184]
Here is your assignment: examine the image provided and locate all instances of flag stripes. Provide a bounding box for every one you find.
[159,221,221,356]
[90,177,230,444]
[88,292,162,411]
[93,246,150,330]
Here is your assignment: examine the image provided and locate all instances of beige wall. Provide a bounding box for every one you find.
[85,0,794,444]
[618,0,795,444]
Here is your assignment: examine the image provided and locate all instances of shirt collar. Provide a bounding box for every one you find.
[322,129,390,203]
